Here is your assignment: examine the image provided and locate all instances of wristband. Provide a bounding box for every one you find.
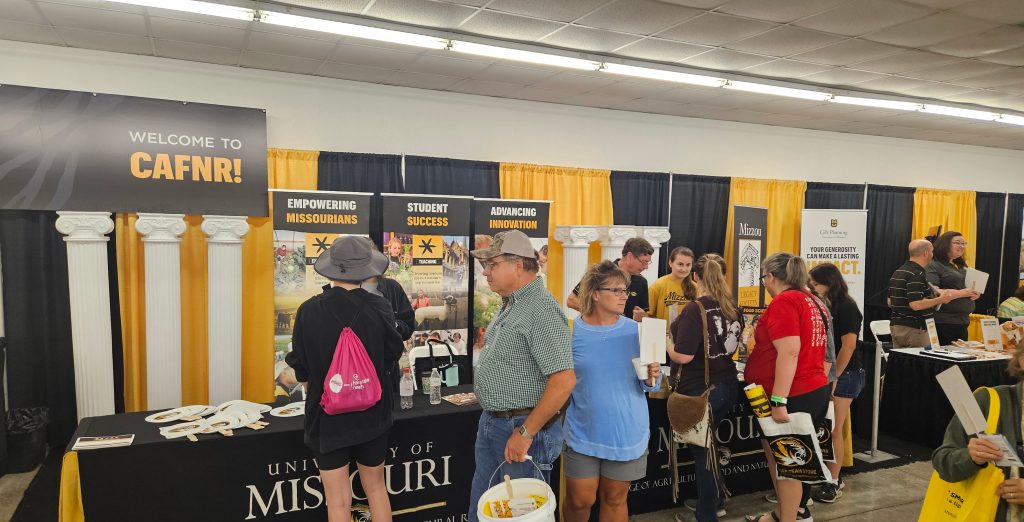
[769,395,788,407]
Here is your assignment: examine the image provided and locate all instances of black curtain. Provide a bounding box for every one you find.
[611,171,671,275]
[975,192,1006,314]
[404,156,499,198]
[804,182,865,210]
[1001,194,1024,306]
[0,211,78,447]
[318,153,404,248]
[864,186,915,327]
[668,174,731,265]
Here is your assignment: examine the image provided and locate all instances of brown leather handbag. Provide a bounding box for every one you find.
[666,300,715,447]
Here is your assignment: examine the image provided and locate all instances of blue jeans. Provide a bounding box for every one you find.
[468,413,564,522]
[689,378,739,522]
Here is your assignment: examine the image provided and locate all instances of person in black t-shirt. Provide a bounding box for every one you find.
[567,237,653,321]
[809,263,863,503]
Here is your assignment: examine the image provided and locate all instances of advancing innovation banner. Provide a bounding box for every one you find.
[801,209,868,320]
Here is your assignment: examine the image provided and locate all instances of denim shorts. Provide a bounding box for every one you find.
[833,367,865,399]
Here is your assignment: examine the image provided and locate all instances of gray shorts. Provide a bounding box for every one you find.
[563,445,648,482]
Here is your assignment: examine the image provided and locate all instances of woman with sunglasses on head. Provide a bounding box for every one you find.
[744,253,830,522]
[564,260,662,522]
[926,231,982,346]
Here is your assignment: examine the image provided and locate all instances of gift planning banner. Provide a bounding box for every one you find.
[801,209,868,322]
[0,84,268,215]
[382,194,472,357]
[471,199,551,362]
[271,189,371,399]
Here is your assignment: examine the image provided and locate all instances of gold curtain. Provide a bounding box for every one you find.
[117,149,318,410]
[912,188,977,266]
[723,177,807,299]
[499,163,614,300]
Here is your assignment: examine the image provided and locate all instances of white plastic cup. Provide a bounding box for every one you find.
[632,358,648,380]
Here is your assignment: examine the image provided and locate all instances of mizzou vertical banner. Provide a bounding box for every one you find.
[801,209,868,323]
[471,199,551,362]
[382,194,472,369]
[270,189,371,398]
[734,206,768,356]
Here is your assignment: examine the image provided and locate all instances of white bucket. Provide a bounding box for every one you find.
[476,460,556,522]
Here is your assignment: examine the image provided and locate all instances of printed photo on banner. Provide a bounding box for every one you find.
[384,233,471,336]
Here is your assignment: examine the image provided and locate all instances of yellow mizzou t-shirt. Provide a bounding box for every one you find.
[648,275,691,326]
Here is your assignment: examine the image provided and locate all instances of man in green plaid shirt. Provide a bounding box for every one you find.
[468,230,575,522]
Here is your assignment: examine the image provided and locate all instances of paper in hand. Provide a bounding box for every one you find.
[640,317,667,364]
[935,366,987,435]
[978,433,1024,468]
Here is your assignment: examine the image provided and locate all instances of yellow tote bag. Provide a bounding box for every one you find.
[918,387,1004,522]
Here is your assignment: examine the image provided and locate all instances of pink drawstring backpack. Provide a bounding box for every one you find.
[320,326,382,414]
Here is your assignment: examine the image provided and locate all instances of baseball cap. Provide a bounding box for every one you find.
[470,230,536,260]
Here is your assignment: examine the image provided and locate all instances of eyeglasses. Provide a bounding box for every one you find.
[481,259,508,271]
[598,287,630,296]
[760,273,769,281]
[952,241,968,246]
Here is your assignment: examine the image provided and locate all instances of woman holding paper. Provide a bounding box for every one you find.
[564,260,662,522]
[926,231,982,346]
[669,253,742,522]
[744,253,830,522]
[932,341,1024,522]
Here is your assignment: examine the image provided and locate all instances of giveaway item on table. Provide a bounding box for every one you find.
[921,348,977,361]
[756,412,832,483]
[144,407,190,424]
[269,403,305,417]
[1001,321,1024,352]
[72,434,135,451]
[442,392,478,406]
[216,399,272,415]
[160,419,209,442]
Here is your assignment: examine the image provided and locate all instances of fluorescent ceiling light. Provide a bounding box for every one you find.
[260,11,448,49]
[449,41,598,70]
[600,63,724,87]
[920,104,999,121]
[830,95,921,111]
[996,114,1024,126]
[105,0,254,20]
[725,80,831,101]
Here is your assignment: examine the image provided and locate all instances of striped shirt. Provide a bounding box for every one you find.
[474,276,574,411]
[889,260,936,329]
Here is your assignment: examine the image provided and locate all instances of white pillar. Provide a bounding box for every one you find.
[553,226,600,321]
[202,215,249,405]
[135,213,186,410]
[600,226,641,262]
[641,227,672,286]
[56,211,116,420]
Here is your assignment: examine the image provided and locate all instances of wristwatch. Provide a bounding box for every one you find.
[517,425,534,439]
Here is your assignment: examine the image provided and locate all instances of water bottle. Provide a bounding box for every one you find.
[400,368,414,410]
[429,368,442,405]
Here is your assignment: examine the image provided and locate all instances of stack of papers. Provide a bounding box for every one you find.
[72,434,135,451]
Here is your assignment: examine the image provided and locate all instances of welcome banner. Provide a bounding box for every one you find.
[0,84,268,215]
[471,199,551,361]
[801,209,868,320]
[382,194,472,358]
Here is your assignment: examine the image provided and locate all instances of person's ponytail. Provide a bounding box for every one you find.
[694,254,737,321]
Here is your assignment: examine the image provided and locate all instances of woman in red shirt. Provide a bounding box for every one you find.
[744,253,830,522]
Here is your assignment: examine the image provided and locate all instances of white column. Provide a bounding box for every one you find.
[553,226,600,321]
[56,211,116,420]
[600,226,640,262]
[135,213,186,410]
[202,215,249,405]
[641,227,672,286]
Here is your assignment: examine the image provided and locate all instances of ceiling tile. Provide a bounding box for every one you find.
[951,0,1024,24]
[404,54,492,77]
[263,0,370,15]
[576,0,701,36]
[647,86,729,103]
[154,40,240,66]
[648,0,730,9]
[790,39,902,66]
[469,64,560,84]
[0,20,64,45]
[247,30,336,61]
[539,25,642,53]
[862,13,999,47]
[316,62,394,83]
[55,27,152,54]
[383,70,464,90]
[365,0,477,29]
[448,79,526,97]
[241,51,322,75]
[742,59,833,78]
[485,0,612,23]
[330,43,420,69]
[846,50,960,73]
[802,68,886,85]
[508,86,574,104]
[708,91,789,110]
[725,26,847,57]
[952,68,1024,88]
[148,17,246,49]
[1,0,46,24]
[748,98,829,113]
[457,11,565,42]
[663,103,734,119]
[656,13,777,47]
[902,0,976,8]
[980,47,1024,67]
[570,93,633,109]
[855,75,936,93]
[589,79,678,98]
[679,49,775,70]
[900,82,979,98]
[37,2,147,35]
[435,0,490,6]
[795,0,934,37]
[530,71,619,94]
[613,38,711,62]
[925,26,1024,59]
[46,0,145,15]
[716,0,845,23]
[902,59,1009,81]
[610,98,687,114]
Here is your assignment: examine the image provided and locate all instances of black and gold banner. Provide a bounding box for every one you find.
[0,84,268,215]
[733,205,768,312]
[472,198,550,237]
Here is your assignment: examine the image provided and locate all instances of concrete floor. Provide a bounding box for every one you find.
[0,467,39,522]
[632,461,929,522]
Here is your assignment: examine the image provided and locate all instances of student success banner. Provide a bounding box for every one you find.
[0,84,268,215]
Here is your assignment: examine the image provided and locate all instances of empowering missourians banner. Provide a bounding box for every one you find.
[800,209,868,320]
[270,189,371,399]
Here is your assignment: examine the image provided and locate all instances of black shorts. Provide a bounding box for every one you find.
[314,432,390,471]
[786,384,831,424]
